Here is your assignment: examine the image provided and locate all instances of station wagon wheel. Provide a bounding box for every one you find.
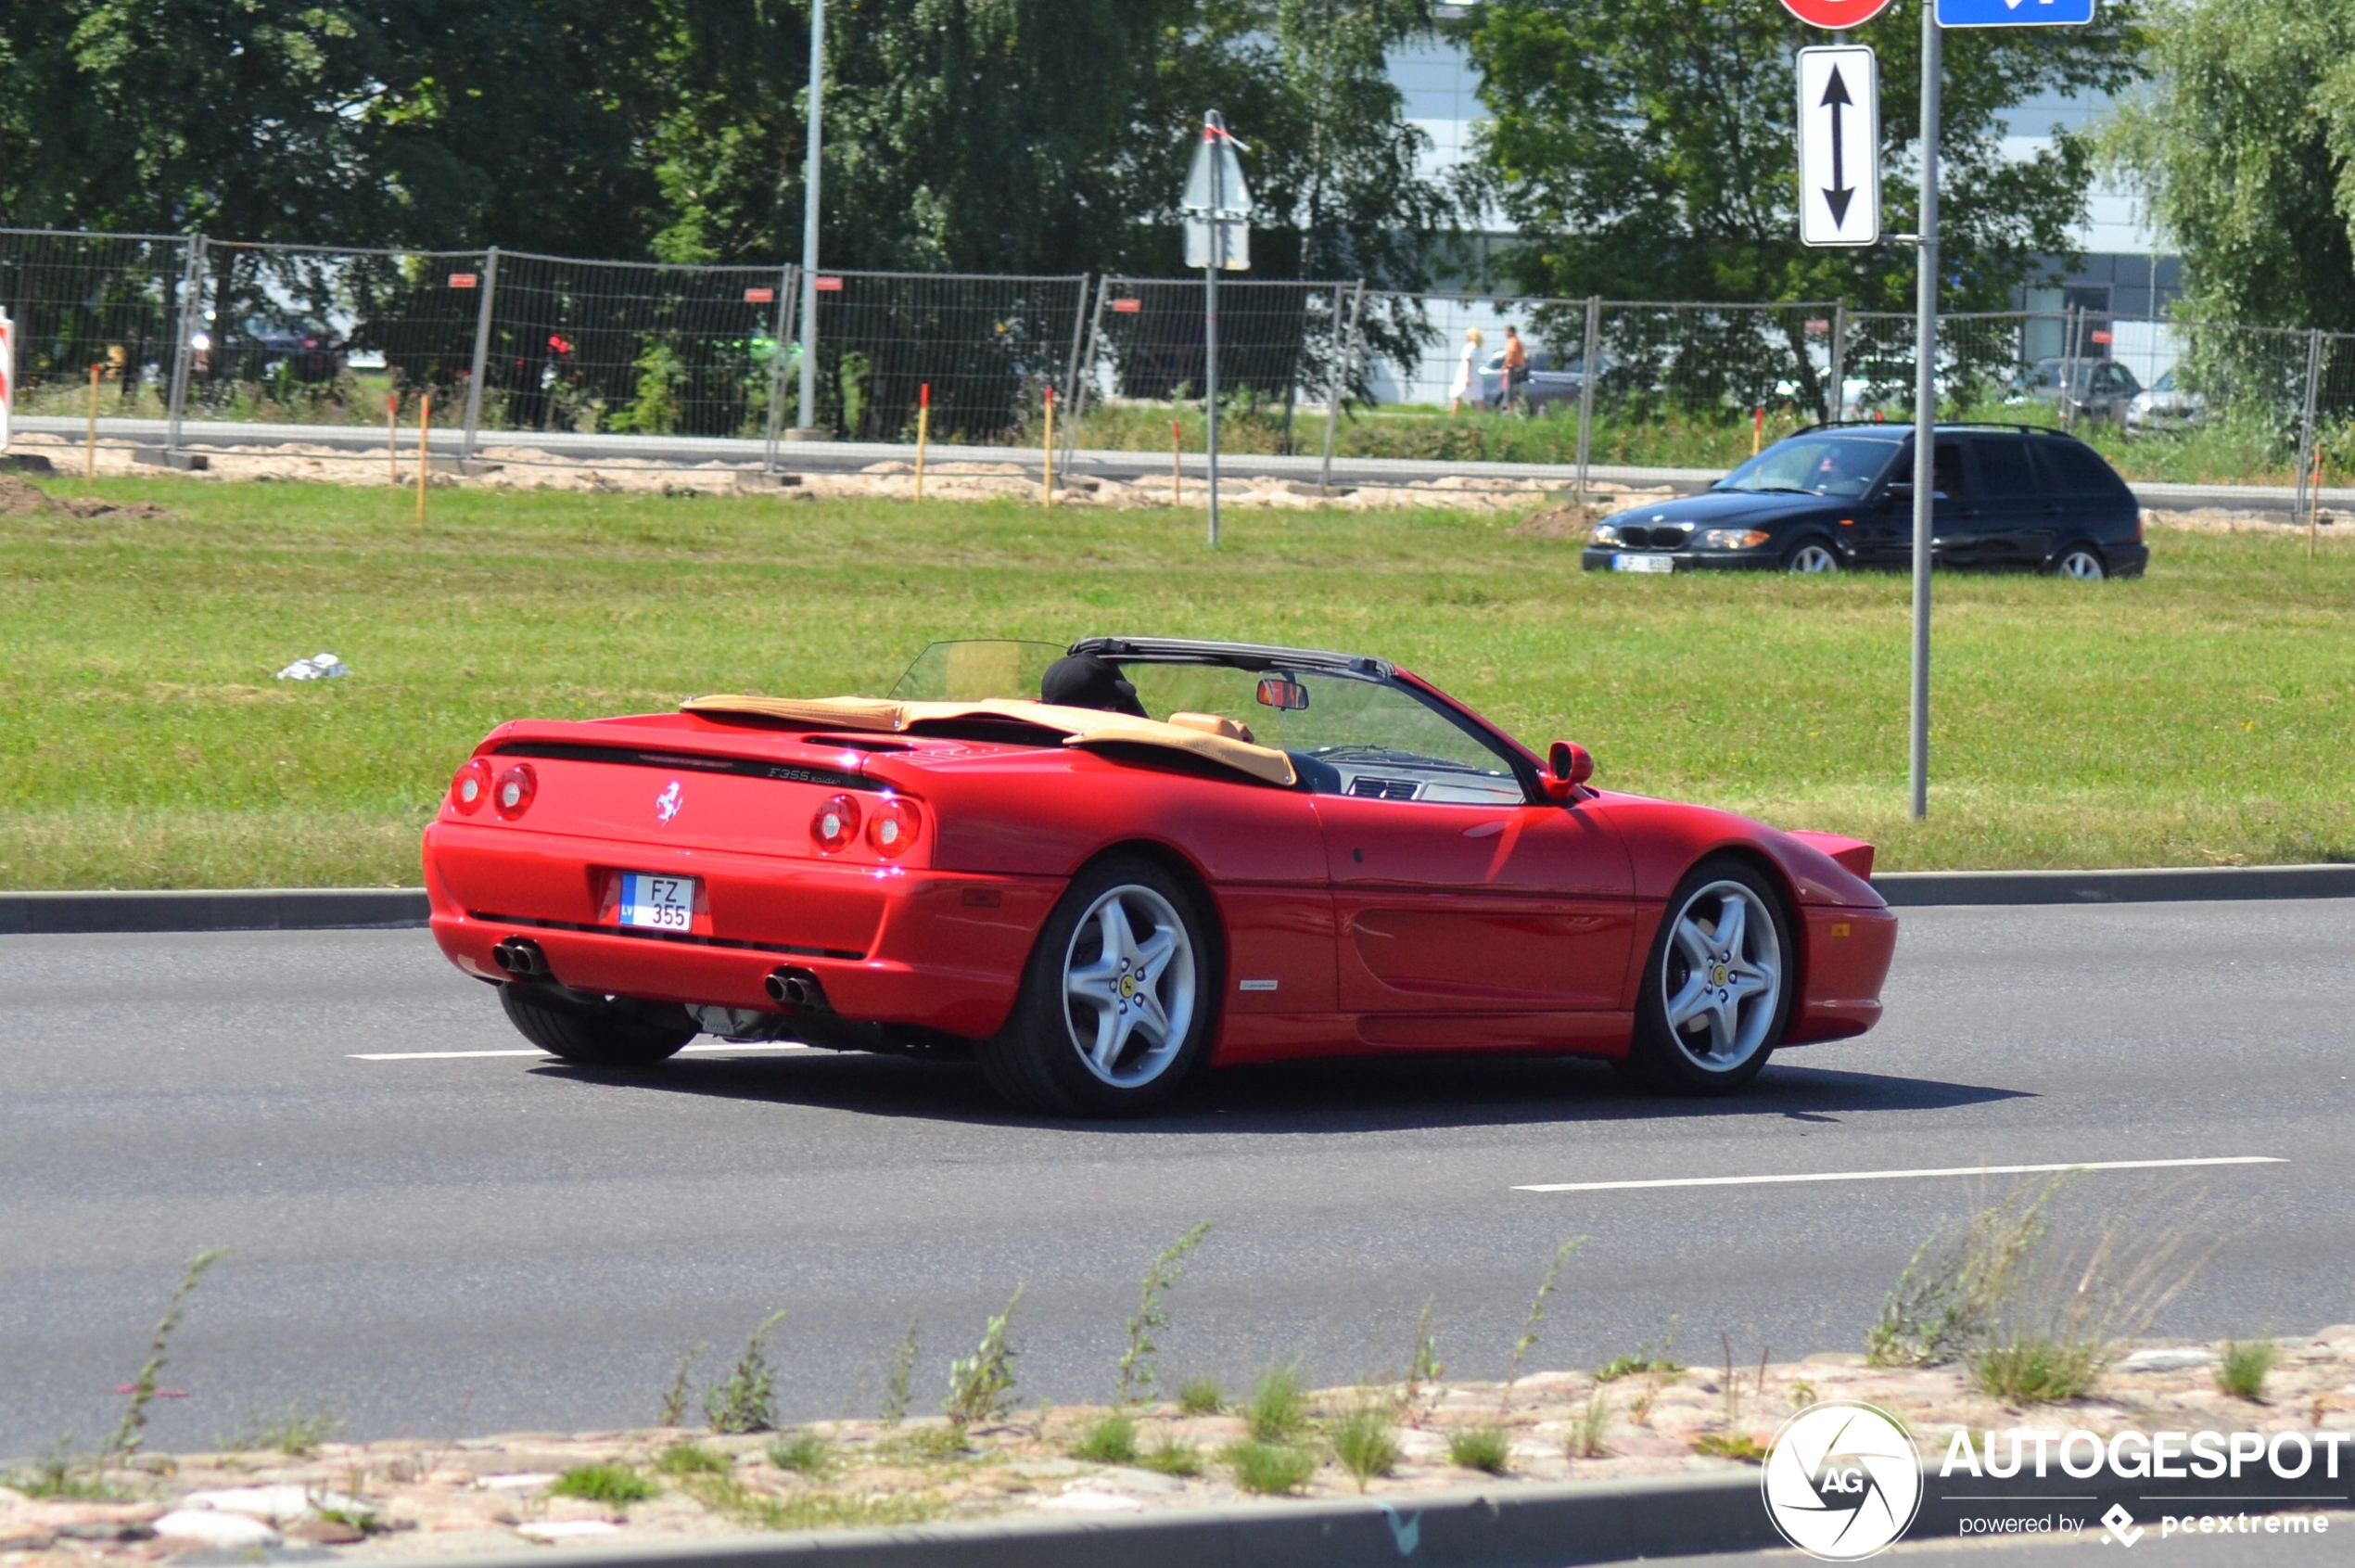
[1618,859,1793,1096]
[981,857,1218,1116]
[1785,541,1840,574]
[2053,544,2107,580]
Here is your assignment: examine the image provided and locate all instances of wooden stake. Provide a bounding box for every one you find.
[1753,404,1764,456]
[1042,386,1055,507]
[1171,418,1182,508]
[86,363,101,485]
[416,392,430,525]
[914,382,929,503]
[388,392,400,486]
[2312,442,2326,563]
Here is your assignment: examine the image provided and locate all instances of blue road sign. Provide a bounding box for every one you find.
[1936,0,2095,25]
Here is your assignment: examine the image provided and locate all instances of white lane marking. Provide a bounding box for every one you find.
[1513,1155,2286,1194]
[350,1043,815,1062]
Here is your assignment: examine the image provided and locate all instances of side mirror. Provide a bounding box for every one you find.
[1545,740,1594,800]
[1255,676,1309,712]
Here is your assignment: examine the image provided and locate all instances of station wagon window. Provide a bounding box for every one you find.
[2035,440,2125,497]
[1974,437,2041,497]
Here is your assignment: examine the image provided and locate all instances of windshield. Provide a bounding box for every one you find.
[887,642,1526,803]
[1715,436,1898,498]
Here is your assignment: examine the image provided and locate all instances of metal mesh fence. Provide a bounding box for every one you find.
[0,229,190,418]
[185,241,488,429]
[483,252,793,445]
[797,269,1088,445]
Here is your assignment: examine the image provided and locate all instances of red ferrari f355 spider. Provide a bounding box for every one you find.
[422,638,1896,1115]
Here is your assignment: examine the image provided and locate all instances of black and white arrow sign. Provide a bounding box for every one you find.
[1798,45,1879,247]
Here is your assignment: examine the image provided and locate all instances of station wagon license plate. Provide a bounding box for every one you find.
[1612,553,1674,573]
[617,873,697,931]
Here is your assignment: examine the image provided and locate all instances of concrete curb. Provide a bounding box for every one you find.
[370,1462,2342,1568]
[0,887,429,936]
[1873,862,2355,907]
[6,862,2355,935]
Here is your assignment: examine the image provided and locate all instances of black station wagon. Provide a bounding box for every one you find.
[1582,423,2148,580]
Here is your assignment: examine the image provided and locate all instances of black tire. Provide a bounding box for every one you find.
[1783,538,1841,574]
[978,856,1220,1116]
[1618,858,1796,1096]
[499,983,695,1067]
[2049,542,2107,580]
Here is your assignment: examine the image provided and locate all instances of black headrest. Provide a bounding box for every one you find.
[1039,654,1148,718]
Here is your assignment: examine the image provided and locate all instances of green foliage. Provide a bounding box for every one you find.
[1694,1432,1769,1464]
[1566,1391,1611,1460]
[5,1440,121,1501]
[1506,1239,1587,1395]
[1447,1424,1511,1475]
[945,1288,1023,1428]
[1118,1220,1214,1408]
[1139,1434,1205,1477]
[1407,1298,1445,1395]
[1244,1365,1310,1444]
[104,1247,229,1468]
[551,1463,656,1508]
[766,1430,834,1474]
[1867,1180,2066,1368]
[1177,1378,1225,1417]
[881,1319,920,1425]
[226,1407,344,1459]
[659,1343,708,1427]
[706,1309,786,1434]
[616,341,686,437]
[1596,1319,1684,1383]
[2108,4,2355,332]
[1224,1440,1318,1496]
[1968,1338,2108,1404]
[1330,1399,1401,1491]
[1465,0,2145,313]
[653,1441,729,1476]
[1070,1412,1139,1465]
[2217,1339,2277,1402]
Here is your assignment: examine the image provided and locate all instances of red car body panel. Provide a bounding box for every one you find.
[423,675,1897,1069]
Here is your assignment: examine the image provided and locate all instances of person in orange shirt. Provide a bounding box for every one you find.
[1499,325,1528,414]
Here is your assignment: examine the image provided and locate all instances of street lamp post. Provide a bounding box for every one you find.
[796,0,824,438]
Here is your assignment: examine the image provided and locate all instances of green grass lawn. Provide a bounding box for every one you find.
[3,476,2350,889]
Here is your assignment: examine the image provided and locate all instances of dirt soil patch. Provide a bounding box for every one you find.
[0,473,176,521]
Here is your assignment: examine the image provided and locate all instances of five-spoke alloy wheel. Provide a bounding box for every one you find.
[2053,544,2107,580]
[1785,541,1840,575]
[1619,858,1793,1094]
[982,857,1217,1115]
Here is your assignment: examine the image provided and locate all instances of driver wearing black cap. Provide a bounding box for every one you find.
[1038,653,1149,718]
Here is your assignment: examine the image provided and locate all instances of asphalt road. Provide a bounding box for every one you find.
[3,899,2350,1460]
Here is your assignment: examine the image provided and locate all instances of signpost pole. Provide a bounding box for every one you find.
[1204,152,1222,549]
[1908,4,1941,822]
[796,0,824,438]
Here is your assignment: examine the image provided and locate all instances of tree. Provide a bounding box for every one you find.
[2108,3,2355,333]
[1463,0,2145,312]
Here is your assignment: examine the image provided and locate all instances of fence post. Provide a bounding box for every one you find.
[461,247,498,463]
[164,233,204,460]
[1063,275,1110,472]
[765,263,796,476]
[1828,297,1849,424]
[2295,326,2324,528]
[1573,294,1601,503]
[2059,303,2080,429]
[1318,281,1367,495]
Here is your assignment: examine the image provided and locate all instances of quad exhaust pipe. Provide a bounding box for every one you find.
[491,937,549,978]
[764,967,831,1012]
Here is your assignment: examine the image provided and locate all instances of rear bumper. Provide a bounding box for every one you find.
[2099,542,2150,578]
[423,822,1060,1038]
[1785,902,1899,1046]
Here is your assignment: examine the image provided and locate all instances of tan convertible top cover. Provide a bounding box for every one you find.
[680,695,1298,788]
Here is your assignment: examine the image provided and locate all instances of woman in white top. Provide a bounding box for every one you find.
[1448,327,1483,416]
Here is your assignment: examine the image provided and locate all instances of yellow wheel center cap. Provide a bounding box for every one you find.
[1119,975,1138,999]
[1711,963,1729,988]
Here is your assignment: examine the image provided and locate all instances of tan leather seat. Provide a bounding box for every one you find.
[1165,711,1256,746]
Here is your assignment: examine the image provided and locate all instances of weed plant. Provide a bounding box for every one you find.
[1330,1399,1402,1490]
[1139,1435,1205,1477]
[550,1464,656,1508]
[2217,1340,2277,1402]
[1225,1440,1318,1496]
[1566,1391,1611,1459]
[1177,1377,1225,1416]
[1118,1221,1213,1408]
[1504,1240,1587,1403]
[658,1344,708,1426]
[1448,1425,1512,1474]
[767,1431,834,1474]
[1868,1180,2065,1368]
[706,1310,787,1434]
[653,1442,729,1476]
[880,1319,920,1424]
[226,1407,344,1458]
[1244,1365,1310,1443]
[1693,1433,1769,1463]
[1407,1298,1445,1396]
[1069,1412,1139,1465]
[1596,1318,1683,1382]
[945,1288,1023,1427]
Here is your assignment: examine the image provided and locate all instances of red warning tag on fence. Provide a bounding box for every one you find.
[1806,319,1832,333]
[2092,330,2114,346]
[814,276,844,292]
[448,273,478,289]
[745,287,775,303]
[1112,298,1143,313]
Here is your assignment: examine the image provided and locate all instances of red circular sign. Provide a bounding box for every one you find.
[1778,0,1896,26]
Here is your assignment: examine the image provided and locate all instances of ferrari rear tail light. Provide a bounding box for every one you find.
[866,797,922,859]
[492,762,537,820]
[811,793,861,853]
[450,759,492,815]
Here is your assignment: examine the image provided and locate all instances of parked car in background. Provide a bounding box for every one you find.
[2125,369,2207,434]
[1581,422,2148,580]
[2007,358,2143,427]
[1473,347,1587,414]
[190,313,347,382]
